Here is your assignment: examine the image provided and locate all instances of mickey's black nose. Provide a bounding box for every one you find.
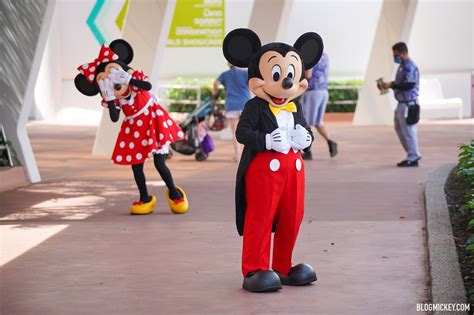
[114,84,122,90]
[282,77,293,90]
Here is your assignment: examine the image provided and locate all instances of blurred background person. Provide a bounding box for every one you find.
[213,64,250,162]
[301,52,338,160]
[378,42,421,167]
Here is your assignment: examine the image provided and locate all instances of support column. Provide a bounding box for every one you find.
[353,0,417,125]
[1,0,56,183]
[248,0,291,43]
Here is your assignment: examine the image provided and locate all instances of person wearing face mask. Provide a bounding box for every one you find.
[379,42,421,167]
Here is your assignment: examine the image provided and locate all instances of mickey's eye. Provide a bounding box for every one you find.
[271,65,281,82]
[287,64,295,79]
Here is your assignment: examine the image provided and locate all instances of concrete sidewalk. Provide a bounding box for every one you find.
[1,121,472,314]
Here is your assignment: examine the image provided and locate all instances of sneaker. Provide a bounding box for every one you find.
[397,160,419,167]
[328,140,338,158]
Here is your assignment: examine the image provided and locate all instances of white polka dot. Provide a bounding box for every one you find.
[156,109,164,116]
[159,133,164,140]
[296,158,302,171]
[165,140,171,145]
[146,130,150,136]
[103,58,109,63]
[148,139,153,145]
[177,131,184,138]
[126,155,132,162]
[134,131,140,138]
[88,74,94,81]
[129,142,135,149]
[103,43,108,48]
[82,64,89,69]
[144,109,149,115]
[137,120,143,127]
[103,50,109,56]
[125,127,130,134]
[96,61,100,65]
[129,118,134,125]
[136,153,143,160]
[116,155,123,162]
[269,159,280,172]
[89,66,95,72]
[163,121,168,128]
[152,112,156,118]
[141,139,148,146]
[112,54,119,60]
[167,119,173,126]
[119,141,125,148]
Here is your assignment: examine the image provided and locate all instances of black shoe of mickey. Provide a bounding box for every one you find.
[276,263,317,286]
[242,270,282,293]
[397,159,419,167]
[302,150,313,161]
[328,140,338,158]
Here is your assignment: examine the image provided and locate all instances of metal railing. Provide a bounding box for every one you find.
[157,84,362,109]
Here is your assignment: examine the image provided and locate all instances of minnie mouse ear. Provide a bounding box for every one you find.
[294,32,324,70]
[223,28,261,67]
[109,39,134,64]
[74,74,99,96]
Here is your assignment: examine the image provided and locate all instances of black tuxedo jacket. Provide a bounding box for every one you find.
[234,96,313,236]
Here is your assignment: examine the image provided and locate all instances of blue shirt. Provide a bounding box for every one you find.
[393,58,419,102]
[308,52,329,90]
[217,67,250,111]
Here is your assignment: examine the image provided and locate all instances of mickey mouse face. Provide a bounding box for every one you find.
[223,29,323,107]
[250,50,306,107]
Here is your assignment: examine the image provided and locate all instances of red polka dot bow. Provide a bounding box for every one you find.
[77,43,120,83]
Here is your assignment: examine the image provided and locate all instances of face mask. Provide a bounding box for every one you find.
[394,56,402,64]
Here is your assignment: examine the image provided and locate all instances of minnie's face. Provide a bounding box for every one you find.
[95,62,133,99]
[249,50,308,107]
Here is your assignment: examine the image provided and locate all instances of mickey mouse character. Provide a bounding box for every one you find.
[75,39,189,215]
[223,29,323,292]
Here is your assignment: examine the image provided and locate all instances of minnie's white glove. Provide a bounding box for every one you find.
[266,127,291,153]
[290,124,312,150]
[98,78,116,101]
[108,67,132,85]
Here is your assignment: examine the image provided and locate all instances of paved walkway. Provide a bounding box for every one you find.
[1,121,472,314]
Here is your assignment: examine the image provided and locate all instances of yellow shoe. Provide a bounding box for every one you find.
[166,186,189,214]
[130,195,156,215]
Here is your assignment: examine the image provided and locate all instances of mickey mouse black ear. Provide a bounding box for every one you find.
[74,74,99,96]
[294,32,324,70]
[223,28,261,67]
[109,39,134,64]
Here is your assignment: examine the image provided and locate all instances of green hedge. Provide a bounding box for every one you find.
[166,77,362,113]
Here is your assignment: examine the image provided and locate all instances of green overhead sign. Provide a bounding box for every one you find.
[167,0,225,47]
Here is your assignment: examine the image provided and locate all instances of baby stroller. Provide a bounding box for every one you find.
[171,98,225,161]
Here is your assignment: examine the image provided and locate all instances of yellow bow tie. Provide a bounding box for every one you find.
[268,101,297,116]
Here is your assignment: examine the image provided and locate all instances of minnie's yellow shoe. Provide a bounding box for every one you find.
[130,195,156,215]
[166,186,189,214]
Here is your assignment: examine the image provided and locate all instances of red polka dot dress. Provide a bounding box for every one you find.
[109,71,184,165]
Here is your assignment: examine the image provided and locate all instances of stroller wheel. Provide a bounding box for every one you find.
[195,151,208,161]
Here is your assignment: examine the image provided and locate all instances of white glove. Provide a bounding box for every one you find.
[290,124,312,150]
[108,67,132,85]
[266,127,291,153]
[98,78,116,101]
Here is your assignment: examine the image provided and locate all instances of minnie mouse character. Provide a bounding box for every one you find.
[75,39,189,215]
[223,29,323,292]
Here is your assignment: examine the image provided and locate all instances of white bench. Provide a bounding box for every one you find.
[418,78,463,119]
